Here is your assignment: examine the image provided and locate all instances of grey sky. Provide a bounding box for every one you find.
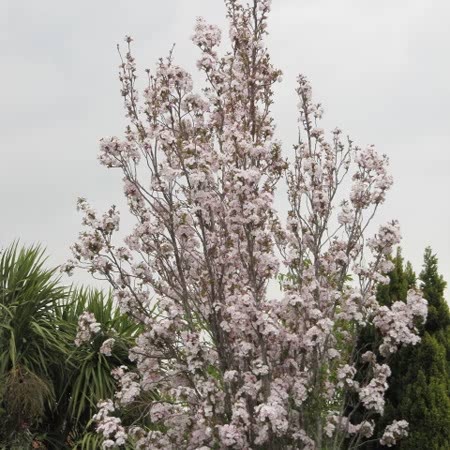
[1,0,449,290]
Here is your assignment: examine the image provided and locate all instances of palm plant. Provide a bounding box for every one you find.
[0,243,67,446]
[51,288,141,447]
[0,243,141,449]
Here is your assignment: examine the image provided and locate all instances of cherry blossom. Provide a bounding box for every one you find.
[380,420,409,447]
[66,0,426,448]
[100,338,116,356]
[74,311,101,347]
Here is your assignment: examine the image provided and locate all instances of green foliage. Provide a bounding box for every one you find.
[0,243,139,449]
[376,247,412,307]
[0,243,67,444]
[357,247,450,449]
[396,334,450,450]
[391,248,450,449]
[419,247,450,334]
[57,288,140,430]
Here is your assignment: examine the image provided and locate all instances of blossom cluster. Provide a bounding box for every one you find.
[93,400,127,448]
[100,338,116,356]
[380,420,409,447]
[74,311,101,347]
[374,289,427,356]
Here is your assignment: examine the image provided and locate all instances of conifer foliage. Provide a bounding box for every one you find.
[386,248,450,449]
[358,248,450,449]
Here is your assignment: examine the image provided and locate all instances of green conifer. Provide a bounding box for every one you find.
[357,247,450,449]
[393,248,450,449]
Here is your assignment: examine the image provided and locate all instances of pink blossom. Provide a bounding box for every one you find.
[380,420,409,447]
[74,311,100,347]
[100,338,115,356]
[65,1,426,448]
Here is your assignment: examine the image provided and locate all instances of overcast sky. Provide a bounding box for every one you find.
[1,0,449,291]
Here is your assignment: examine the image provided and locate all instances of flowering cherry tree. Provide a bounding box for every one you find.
[64,1,427,448]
